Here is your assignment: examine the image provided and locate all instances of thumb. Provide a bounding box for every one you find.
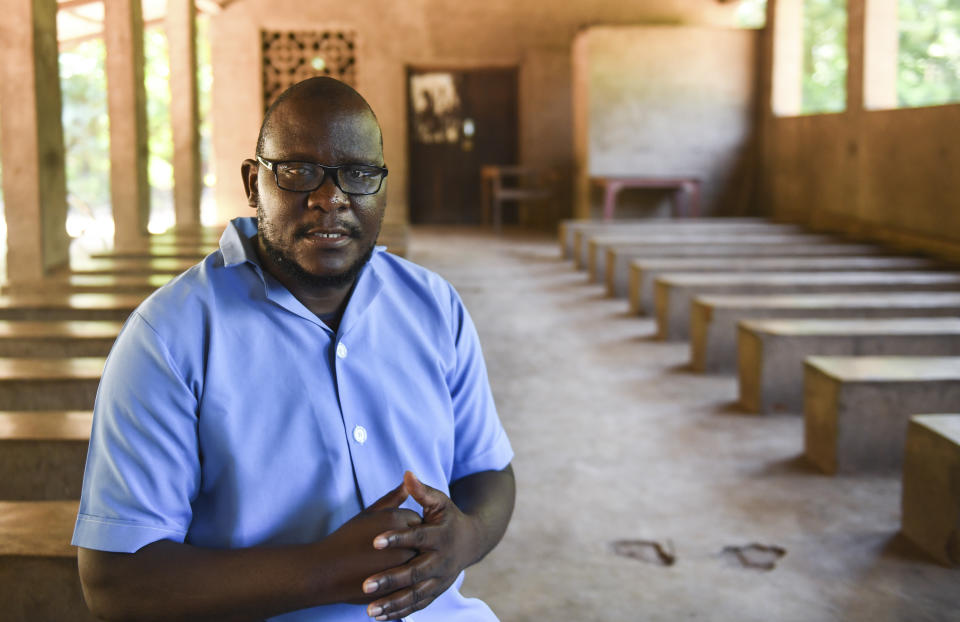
[403,471,444,513]
[366,480,409,511]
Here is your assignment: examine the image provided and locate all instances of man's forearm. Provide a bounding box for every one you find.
[449,464,516,567]
[78,487,421,621]
[80,539,331,622]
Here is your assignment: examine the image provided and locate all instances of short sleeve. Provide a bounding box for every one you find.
[72,312,201,553]
[446,288,513,482]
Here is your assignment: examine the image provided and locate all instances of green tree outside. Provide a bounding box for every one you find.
[802,0,849,114]
[899,0,960,107]
[56,17,213,241]
[737,0,768,29]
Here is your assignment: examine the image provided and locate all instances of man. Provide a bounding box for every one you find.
[73,77,515,622]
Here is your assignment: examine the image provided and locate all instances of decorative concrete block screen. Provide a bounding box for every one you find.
[261,30,357,111]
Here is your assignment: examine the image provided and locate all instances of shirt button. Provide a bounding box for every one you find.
[336,342,348,359]
[353,425,368,445]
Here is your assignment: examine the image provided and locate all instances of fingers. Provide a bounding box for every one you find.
[372,522,438,551]
[365,578,445,621]
[362,550,432,596]
[366,481,409,512]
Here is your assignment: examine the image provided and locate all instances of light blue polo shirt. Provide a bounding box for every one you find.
[73,217,513,621]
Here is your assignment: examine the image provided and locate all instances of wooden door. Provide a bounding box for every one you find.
[408,68,518,224]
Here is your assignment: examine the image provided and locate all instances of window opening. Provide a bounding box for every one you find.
[802,0,849,113]
[737,0,768,28]
[898,0,960,107]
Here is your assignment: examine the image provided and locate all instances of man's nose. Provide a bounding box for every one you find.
[306,175,348,212]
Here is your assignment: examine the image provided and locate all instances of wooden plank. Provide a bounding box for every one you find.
[585,232,839,281]
[0,500,79,557]
[657,271,960,341]
[0,321,121,357]
[560,217,798,260]
[0,412,91,500]
[804,356,960,474]
[689,292,960,373]
[0,293,142,321]
[901,414,960,567]
[0,357,104,411]
[620,254,946,305]
[737,318,960,413]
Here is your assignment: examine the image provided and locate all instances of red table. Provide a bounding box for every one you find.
[590,176,701,220]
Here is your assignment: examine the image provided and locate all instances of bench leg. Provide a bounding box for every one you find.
[684,181,701,218]
[481,179,490,226]
[603,183,621,221]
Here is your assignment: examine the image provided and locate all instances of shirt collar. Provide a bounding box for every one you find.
[220,217,260,267]
[219,217,385,335]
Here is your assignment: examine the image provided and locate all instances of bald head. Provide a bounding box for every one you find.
[256,77,382,157]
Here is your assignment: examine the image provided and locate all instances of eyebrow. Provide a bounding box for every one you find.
[267,154,386,167]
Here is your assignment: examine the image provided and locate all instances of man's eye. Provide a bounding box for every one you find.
[344,167,375,180]
[283,166,314,177]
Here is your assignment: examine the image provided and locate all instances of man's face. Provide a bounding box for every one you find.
[247,99,386,290]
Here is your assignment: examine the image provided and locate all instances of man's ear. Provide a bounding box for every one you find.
[241,159,259,209]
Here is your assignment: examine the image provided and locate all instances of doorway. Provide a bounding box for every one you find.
[407,67,518,225]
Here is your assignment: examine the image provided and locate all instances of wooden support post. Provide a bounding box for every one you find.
[105,0,151,249]
[166,0,202,227]
[0,0,70,284]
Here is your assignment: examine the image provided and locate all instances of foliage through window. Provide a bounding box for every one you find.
[899,0,960,107]
[145,25,175,233]
[59,38,112,240]
[802,0,848,113]
[737,0,768,28]
[57,17,215,241]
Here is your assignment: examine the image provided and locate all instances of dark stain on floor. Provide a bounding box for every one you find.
[611,539,677,567]
[719,543,787,571]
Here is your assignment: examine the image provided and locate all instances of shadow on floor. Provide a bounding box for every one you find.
[750,453,821,476]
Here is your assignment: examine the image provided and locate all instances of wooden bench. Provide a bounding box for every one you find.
[150,224,223,239]
[572,225,833,271]
[5,274,172,295]
[590,176,702,220]
[0,412,91,500]
[0,500,97,621]
[0,321,122,357]
[585,232,839,283]
[563,218,801,263]
[561,217,792,258]
[595,240,887,289]
[623,255,946,311]
[0,293,143,322]
[901,414,960,567]
[0,358,104,411]
[738,318,960,413]
[690,292,960,373]
[67,257,197,276]
[89,247,211,261]
[59,273,172,294]
[656,271,960,341]
[804,356,960,474]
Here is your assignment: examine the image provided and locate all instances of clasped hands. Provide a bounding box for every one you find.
[350,471,478,621]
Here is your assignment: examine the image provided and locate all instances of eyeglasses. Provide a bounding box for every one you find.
[257,155,388,195]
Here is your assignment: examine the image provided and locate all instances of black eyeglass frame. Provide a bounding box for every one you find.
[256,155,389,195]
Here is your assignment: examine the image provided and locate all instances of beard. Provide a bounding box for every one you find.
[256,202,380,290]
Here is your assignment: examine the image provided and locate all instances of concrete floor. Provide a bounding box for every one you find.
[405,227,960,622]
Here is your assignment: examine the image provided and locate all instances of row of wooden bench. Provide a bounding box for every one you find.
[561,217,960,568]
[0,226,221,620]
